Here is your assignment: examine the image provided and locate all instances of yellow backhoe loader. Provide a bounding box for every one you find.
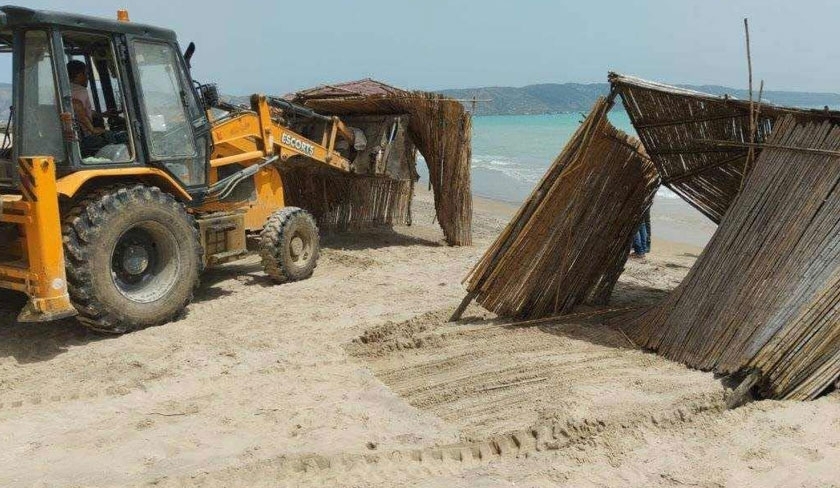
[0,6,365,332]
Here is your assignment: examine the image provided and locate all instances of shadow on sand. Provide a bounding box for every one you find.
[452,281,670,351]
[0,228,441,363]
[0,290,110,364]
[194,227,444,299]
[321,228,443,250]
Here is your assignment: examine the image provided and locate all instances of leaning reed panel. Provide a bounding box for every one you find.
[625,114,840,400]
[280,168,414,231]
[462,97,660,319]
[294,92,473,246]
[610,73,772,222]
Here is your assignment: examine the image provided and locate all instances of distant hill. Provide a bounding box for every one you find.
[440,82,840,116]
[679,85,840,109]
[440,83,609,116]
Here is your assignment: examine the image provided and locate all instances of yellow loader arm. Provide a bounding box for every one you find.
[209,95,353,173]
[202,94,357,229]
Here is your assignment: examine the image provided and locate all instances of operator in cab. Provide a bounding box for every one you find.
[67,60,128,158]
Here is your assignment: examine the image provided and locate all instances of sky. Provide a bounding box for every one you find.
[8,0,840,95]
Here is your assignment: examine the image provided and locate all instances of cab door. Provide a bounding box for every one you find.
[16,29,69,168]
[124,37,209,190]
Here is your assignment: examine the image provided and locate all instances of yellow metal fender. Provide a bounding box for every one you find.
[56,168,192,202]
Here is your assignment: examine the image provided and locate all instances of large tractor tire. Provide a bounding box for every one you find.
[259,207,319,283]
[62,185,203,333]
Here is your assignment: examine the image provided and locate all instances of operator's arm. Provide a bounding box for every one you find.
[72,98,104,136]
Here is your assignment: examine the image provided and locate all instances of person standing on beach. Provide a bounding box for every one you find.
[631,208,651,258]
[631,222,648,258]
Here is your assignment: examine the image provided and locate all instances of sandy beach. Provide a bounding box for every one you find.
[0,188,837,487]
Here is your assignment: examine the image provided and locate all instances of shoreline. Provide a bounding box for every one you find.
[416,184,713,254]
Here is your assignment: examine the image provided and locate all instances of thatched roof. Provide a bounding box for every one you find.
[609,72,840,222]
[287,80,473,246]
[288,78,404,100]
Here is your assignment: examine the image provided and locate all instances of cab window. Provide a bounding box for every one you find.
[62,31,134,164]
[20,30,65,164]
[0,31,13,183]
[131,41,196,160]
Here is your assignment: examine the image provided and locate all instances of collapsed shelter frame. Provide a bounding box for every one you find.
[456,73,840,400]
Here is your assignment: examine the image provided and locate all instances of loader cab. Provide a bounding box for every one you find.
[3,6,210,194]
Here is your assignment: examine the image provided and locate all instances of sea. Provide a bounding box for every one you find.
[416,110,682,203]
[417,109,717,248]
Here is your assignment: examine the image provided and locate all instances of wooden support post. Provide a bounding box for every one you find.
[742,18,755,190]
[727,370,761,409]
[449,292,476,322]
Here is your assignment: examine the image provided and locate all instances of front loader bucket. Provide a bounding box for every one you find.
[0,157,77,323]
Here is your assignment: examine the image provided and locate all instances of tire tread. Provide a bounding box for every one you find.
[62,184,203,333]
[259,207,319,283]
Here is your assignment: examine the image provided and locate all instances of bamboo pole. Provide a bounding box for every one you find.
[727,370,761,409]
[744,18,755,185]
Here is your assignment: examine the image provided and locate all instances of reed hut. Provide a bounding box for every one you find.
[457,74,840,399]
[609,72,840,222]
[624,113,840,400]
[284,79,473,246]
[610,74,840,399]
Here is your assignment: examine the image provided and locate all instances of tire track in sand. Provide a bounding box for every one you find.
[148,398,724,487]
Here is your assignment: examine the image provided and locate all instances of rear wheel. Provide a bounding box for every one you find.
[62,185,203,333]
[259,207,319,283]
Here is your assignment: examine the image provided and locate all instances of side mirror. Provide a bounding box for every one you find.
[199,83,220,110]
[184,42,195,69]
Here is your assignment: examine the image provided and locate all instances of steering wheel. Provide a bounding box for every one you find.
[106,112,127,132]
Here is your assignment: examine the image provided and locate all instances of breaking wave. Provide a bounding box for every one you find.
[470,155,546,183]
[471,154,681,201]
[420,153,682,202]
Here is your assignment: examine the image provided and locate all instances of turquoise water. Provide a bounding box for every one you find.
[421,104,840,204]
[418,110,643,203]
[416,110,716,246]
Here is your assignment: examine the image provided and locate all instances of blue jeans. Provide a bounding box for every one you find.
[632,222,649,255]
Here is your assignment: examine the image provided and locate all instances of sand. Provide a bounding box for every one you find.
[0,188,837,487]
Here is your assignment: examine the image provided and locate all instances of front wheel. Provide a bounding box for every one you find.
[259,207,320,283]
